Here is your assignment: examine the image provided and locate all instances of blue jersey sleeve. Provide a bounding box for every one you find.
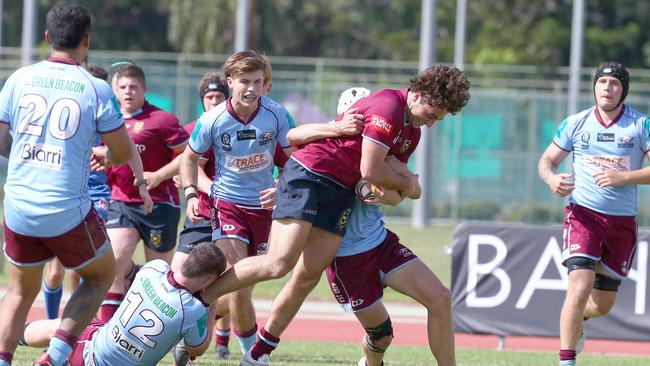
[277,110,294,148]
[552,117,574,151]
[0,74,15,123]
[188,114,213,154]
[640,117,650,153]
[95,81,124,133]
[182,308,209,347]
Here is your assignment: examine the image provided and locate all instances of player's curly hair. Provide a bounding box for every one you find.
[181,242,226,278]
[197,72,229,99]
[409,64,470,115]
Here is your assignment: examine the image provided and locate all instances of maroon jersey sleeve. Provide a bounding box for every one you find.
[274,144,289,168]
[161,113,190,149]
[360,89,408,150]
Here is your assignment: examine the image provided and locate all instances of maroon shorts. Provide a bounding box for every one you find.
[69,317,105,366]
[4,208,109,269]
[563,204,638,277]
[326,230,418,312]
[211,198,272,256]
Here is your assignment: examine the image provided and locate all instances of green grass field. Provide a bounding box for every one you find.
[13,340,650,365]
[5,222,650,364]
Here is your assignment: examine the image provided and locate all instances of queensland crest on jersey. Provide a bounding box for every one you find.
[401,139,412,153]
[134,122,144,133]
[338,208,352,229]
[149,229,162,248]
[221,133,231,151]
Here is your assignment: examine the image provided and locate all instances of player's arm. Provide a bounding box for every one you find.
[0,122,11,157]
[126,142,154,213]
[286,109,363,146]
[538,142,574,197]
[197,160,213,195]
[593,150,650,187]
[143,143,187,190]
[360,139,419,199]
[184,305,217,357]
[100,126,133,166]
[367,157,418,206]
[179,145,202,222]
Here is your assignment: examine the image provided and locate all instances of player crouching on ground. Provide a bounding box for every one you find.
[18,242,226,366]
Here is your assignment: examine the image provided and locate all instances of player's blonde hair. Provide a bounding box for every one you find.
[223,50,271,80]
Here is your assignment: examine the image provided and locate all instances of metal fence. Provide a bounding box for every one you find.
[3,47,650,225]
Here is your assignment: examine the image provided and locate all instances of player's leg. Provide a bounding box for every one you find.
[204,217,312,299]
[353,304,393,366]
[21,319,62,348]
[66,270,81,293]
[249,227,342,360]
[105,202,142,295]
[214,314,232,359]
[559,262,595,360]
[0,262,45,364]
[583,267,619,319]
[43,259,65,319]
[215,237,257,353]
[384,260,454,366]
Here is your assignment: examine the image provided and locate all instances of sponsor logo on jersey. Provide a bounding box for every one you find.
[222,224,235,231]
[19,142,62,170]
[303,208,317,216]
[370,114,393,137]
[618,135,634,148]
[133,122,145,133]
[224,152,271,173]
[570,243,581,251]
[135,144,146,154]
[258,131,274,145]
[597,132,615,142]
[584,154,630,172]
[111,325,144,360]
[237,130,257,141]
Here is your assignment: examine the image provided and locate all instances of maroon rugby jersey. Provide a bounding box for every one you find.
[392,124,421,164]
[291,88,410,187]
[184,120,215,218]
[107,101,189,204]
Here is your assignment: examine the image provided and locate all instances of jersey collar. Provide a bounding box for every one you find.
[47,57,80,66]
[594,104,625,128]
[167,270,209,307]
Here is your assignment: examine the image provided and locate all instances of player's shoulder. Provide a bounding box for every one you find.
[260,95,289,114]
[622,104,648,122]
[142,259,170,273]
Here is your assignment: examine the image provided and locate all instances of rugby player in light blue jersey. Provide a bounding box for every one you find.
[19,242,226,366]
[539,62,650,366]
[0,4,134,366]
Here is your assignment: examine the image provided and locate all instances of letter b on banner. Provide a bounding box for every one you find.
[466,234,511,308]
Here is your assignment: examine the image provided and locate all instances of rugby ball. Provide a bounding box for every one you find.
[355,179,377,201]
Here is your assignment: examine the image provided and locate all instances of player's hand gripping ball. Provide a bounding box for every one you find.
[355,179,378,201]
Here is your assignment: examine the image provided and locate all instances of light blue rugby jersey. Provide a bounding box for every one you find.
[189,96,293,206]
[0,59,123,236]
[337,200,387,256]
[554,105,650,216]
[88,260,209,366]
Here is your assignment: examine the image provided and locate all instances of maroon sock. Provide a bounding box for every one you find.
[215,327,230,347]
[250,327,280,360]
[97,293,124,323]
[53,329,78,348]
[235,323,258,338]
[0,351,13,364]
[560,349,577,361]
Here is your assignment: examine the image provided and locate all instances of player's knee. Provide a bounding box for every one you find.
[566,256,596,273]
[364,318,394,354]
[45,271,64,288]
[593,273,621,292]
[425,285,452,313]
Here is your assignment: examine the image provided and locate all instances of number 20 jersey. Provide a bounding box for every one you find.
[0,58,124,236]
[89,260,209,366]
